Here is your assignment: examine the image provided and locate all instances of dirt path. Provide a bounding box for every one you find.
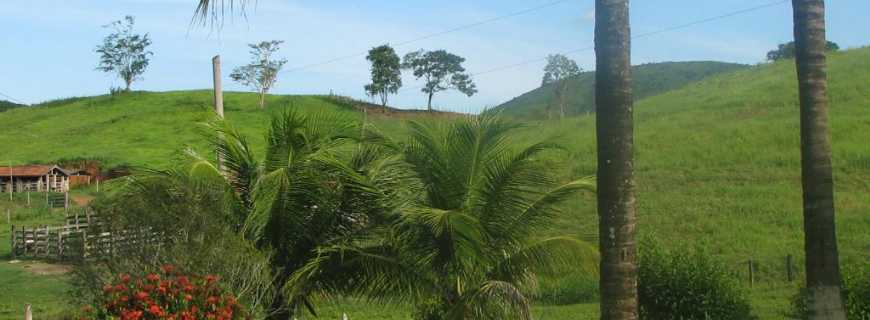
[7,260,72,276]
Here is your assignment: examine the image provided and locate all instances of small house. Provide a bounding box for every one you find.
[0,164,71,193]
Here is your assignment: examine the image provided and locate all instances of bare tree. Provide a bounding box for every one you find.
[230,40,287,109]
[791,0,847,319]
[595,0,638,319]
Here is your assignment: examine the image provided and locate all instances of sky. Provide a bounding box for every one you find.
[1,0,868,112]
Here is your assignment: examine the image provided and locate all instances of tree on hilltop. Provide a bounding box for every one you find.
[231,40,287,109]
[402,49,477,112]
[95,16,153,92]
[365,45,403,108]
[542,54,581,119]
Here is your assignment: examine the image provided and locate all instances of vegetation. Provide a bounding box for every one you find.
[403,49,477,111]
[231,41,288,109]
[767,40,840,61]
[541,54,581,119]
[638,245,754,319]
[1,47,869,319]
[791,264,870,319]
[0,99,25,112]
[288,114,597,319]
[495,61,747,118]
[95,16,152,92]
[365,45,403,107]
[82,266,247,320]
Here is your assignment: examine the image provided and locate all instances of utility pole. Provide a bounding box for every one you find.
[213,55,224,118]
[213,55,225,172]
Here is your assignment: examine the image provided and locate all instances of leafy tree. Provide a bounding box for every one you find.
[95,16,153,92]
[231,40,287,109]
[594,0,639,319]
[288,114,598,320]
[365,45,403,107]
[402,49,477,112]
[767,40,839,61]
[542,54,581,119]
[791,0,847,319]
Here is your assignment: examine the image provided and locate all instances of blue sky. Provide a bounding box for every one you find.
[1,0,867,111]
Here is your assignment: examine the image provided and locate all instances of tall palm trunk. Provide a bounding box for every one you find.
[594,0,637,319]
[791,1,846,319]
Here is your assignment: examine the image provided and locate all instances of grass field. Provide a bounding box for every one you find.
[1,48,868,319]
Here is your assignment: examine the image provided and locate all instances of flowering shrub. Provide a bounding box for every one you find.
[81,265,247,320]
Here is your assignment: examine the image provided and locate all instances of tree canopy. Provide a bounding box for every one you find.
[402,49,477,111]
[542,54,581,118]
[365,45,403,107]
[767,41,839,61]
[230,40,288,109]
[95,16,153,91]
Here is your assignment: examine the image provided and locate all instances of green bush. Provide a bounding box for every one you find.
[790,264,870,319]
[638,245,754,320]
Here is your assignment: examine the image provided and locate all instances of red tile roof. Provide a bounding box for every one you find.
[0,165,69,177]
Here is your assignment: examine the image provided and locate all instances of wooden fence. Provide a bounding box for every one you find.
[10,212,162,260]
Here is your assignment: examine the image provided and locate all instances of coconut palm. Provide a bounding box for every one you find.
[791,0,847,318]
[112,110,402,320]
[594,0,638,319]
[287,114,597,319]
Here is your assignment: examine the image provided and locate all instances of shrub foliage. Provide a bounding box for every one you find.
[638,245,754,319]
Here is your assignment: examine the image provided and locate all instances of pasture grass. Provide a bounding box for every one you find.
[0,48,868,318]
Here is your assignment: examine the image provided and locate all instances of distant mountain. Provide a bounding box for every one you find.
[0,99,25,112]
[494,61,748,118]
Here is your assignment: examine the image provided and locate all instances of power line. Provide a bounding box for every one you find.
[281,0,576,74]
[473,0,790,78]
[397,0,789,95]
[0,91,27,105]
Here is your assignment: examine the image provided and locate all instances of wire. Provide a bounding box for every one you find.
[472,0,791,78]
[281,0,576,74]
[0,91,27,105]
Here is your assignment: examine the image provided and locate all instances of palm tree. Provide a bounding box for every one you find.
[594,0,638,319]
[117,111,398,319]
[287,114,597,319]
[791,1,847,318]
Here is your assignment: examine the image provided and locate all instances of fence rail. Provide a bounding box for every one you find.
[10,212,163,260]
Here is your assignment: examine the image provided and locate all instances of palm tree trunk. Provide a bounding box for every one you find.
[791,1,846,319]
[594,0,637,319]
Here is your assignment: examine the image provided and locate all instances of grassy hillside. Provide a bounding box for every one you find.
[1,48,869,318]
[495,61,748,118]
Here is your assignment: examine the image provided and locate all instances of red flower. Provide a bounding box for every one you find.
[115,284,128,292]
[134,291,149,301]
[148,304,164,316]
[162,264,176,274]
[204,275,218,284]
[103,284,114,293]
[146,273,161,282]
[120,274,131,283]
[184,294,193,302]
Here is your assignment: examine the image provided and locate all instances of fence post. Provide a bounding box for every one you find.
[64,192,69,211]
[748,259,755,288]
[9,224,14,258]
[24,304,32,320]
[786,254,794,282]
[26,191,30,206]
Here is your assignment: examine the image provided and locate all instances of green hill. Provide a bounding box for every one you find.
[495,61,748,118]
[0,99,25,112]
[1,48,869,318]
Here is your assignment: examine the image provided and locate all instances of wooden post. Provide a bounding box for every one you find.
[96,179,100,193]
[26,191,30,206]
[64,192,69,211]
[748,259,755,287]
[212,55,224,118]
[10,224,15,258]
[786,254,795,282]
[24,303,32,320]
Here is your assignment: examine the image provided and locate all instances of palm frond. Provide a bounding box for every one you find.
[491,236,599,284]
[450,280,532,320]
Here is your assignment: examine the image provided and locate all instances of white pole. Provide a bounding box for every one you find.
[24,304,32,320]
[213,55,224,118]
